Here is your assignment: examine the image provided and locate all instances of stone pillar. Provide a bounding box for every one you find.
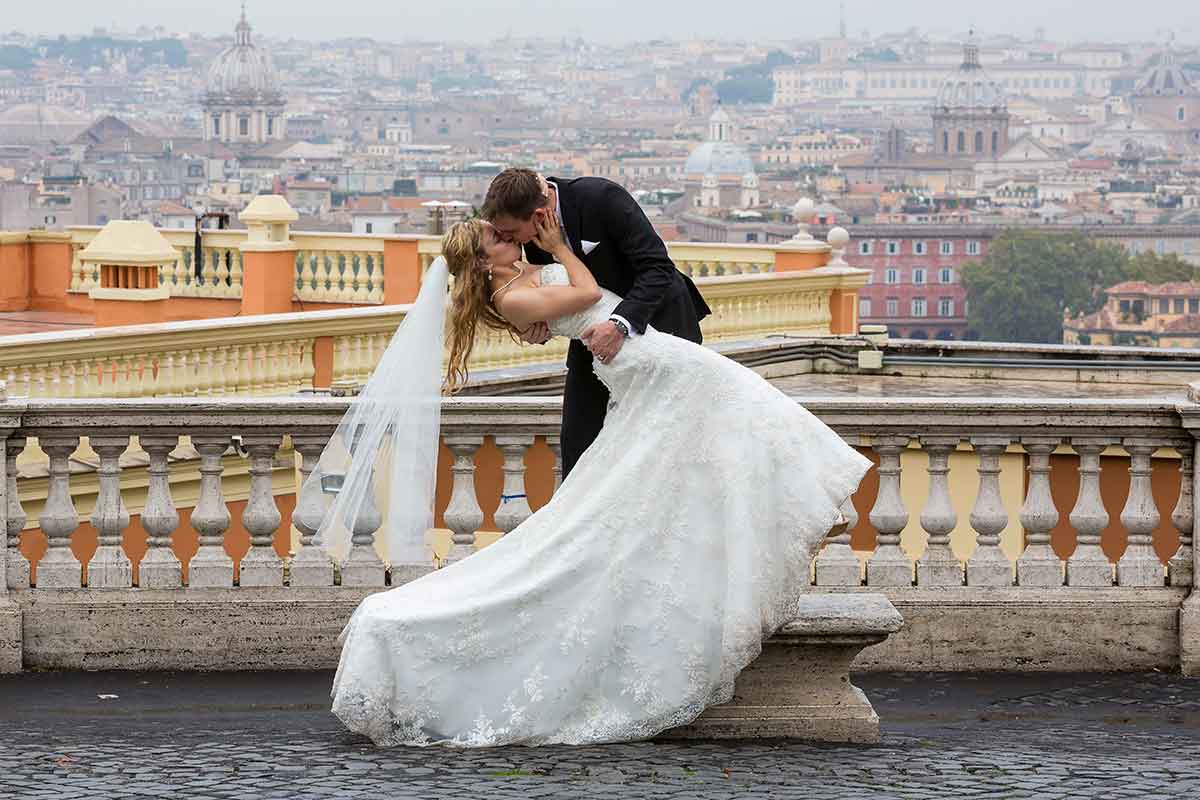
[83,221,176,327]
[239,195,299,316]
[0,382,21,672]
[382,238,421,305]
[774,198,832,272]
[1178,387,1200,675]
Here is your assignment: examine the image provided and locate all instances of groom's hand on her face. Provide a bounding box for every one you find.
[582,321,625,364]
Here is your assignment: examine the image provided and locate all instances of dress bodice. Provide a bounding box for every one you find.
[539,263,622,340]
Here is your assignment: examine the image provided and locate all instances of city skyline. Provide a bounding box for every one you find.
[3,0,1196,44]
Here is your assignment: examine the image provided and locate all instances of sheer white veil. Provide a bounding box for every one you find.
[296,256,450,567]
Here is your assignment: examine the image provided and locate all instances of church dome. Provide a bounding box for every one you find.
[205,10,280,101]
[1135,49,1197,97]
[935,38,1005,111]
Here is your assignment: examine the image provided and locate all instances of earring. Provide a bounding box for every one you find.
[487,266,493,280]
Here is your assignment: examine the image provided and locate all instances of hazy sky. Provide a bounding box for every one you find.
[5,0,1196,44]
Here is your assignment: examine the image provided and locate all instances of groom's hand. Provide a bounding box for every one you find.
[582,321,625,364]
[519,322,551,345]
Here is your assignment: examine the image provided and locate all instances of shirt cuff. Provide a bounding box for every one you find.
[608,314,638,337]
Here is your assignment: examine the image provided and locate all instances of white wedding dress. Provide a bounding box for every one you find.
[330,263,873,747]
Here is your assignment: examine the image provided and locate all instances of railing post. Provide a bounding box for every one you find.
[187,435,234,588]
[815,495,861,586]
[866,436,912,586]
[1016,438,1063,587]
[238,434,284,587]
[239,195,299,316]
[383,238,420,304]
[916,437,963,586]
[1169,447,1194,588]
[493,435,534,536]
[0,383,21,673]
[138,434,182,588]
[1116,438,1164,587]
[443,434,484,566]
[35,436,81,588]
[87,435,132,588]
[1066,438,1113,586]
[290,433,335,587]
[1178,387,1200,675]
[4,435,28,590]
[965,437,1014,587]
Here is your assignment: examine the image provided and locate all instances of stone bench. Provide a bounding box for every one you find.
[663,593,904,743]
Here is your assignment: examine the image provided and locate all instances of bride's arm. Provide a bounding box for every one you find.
[496,212,602,332]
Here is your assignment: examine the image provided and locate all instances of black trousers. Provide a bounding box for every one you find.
[560,299,704,479]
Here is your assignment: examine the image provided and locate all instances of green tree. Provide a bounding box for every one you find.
[961,229,1129,343]
[1125,251,1199,283]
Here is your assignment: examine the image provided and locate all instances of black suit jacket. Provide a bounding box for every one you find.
[522,176,711,335]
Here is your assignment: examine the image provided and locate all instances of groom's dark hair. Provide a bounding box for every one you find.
[481,168,550,221]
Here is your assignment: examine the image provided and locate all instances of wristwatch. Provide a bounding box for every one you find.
[609,318,630,337]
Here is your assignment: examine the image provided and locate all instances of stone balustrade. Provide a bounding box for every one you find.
[1,392,1198,673]
[0,267,862,399]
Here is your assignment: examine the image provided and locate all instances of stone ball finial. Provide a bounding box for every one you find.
[828,226,850,250]
[794,197,815,216]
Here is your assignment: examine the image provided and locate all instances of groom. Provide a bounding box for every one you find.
[482,168,711,478]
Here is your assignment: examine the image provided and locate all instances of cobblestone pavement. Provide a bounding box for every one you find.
[3,671,1200,799]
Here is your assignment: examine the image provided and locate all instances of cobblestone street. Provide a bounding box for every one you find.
[2,671,1199,799]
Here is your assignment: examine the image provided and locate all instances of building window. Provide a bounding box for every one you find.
[939,267,954,283]
[975,130,984,153]
[886,298,899,316]
[912,298,927,317]
[1160,298,1170,313]
[957,131,965,152]
[365,222,373,234]
[966,241,980,256]
[745,233,758,243]
[939,297,954,317]
[1175,298,1186,313]
[940,241,953,255]
[238,117,249,136]
[267,117,275,136]
[942,131,949,152]
[859,298,872,317]
[212,115,221,136]
[1191,299,1199,314]
[859,240,873,255]
[913,241,926,255]
[886,241,899,255]
[885,268,900,284]
[913,268,926,285]
[1119,299,1131,313]
[1180,107,1187,122]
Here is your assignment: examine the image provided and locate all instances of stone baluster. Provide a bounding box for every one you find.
[238,435,284,586]
[138,435,181,588]
[229,249,244,298]
[211,349,228,396]
[1117,438,1164,587]
[443,434,484,566]
[1016,438,1063,587]
[35,436,81,588]
[547,435,563,493]
[815,493,861,586]
[5,436,29,589]
[187,435,234,587]
[290,434,335,587]
[298,340,315,391]
[368,254,384,303]
[494,435,535,536]
[340,463,387,588]
[866,436,911,586]
[252,343,269,395]
[1066,439,1113,586]
[1168,448,1194,588]
[88,435,132,588]
[916,437,962,586]
[966,437,1013,586]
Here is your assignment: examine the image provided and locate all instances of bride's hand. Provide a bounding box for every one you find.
[531,210,569,256]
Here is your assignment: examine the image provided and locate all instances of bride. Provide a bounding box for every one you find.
[314,211,872,747]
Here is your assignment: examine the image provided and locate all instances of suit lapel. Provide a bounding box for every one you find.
[549,177,585,259]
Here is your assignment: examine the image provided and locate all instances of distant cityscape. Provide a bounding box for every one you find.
[0,9,1198,343]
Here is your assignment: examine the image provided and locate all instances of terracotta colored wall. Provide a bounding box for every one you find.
[0,239,31,311]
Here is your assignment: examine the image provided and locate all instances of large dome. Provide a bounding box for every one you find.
[205,11,280,100]
[685,141,754,175]
[1135,50,1197,97]
[935,39,1005,111]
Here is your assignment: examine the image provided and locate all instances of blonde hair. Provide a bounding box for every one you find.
[441,219,520,393]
